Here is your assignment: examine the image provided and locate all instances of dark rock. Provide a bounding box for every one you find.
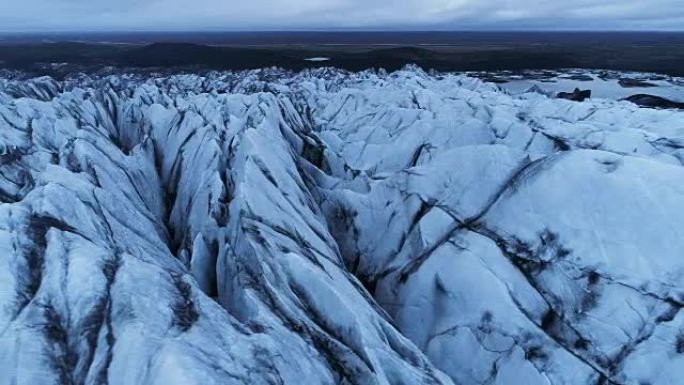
[560,74,594,81]
[481,76,510,84]
[556,88,591,102]
[623,94,684,110]
[618,78,658,88]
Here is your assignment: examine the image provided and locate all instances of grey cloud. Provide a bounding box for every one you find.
[0,0,681,31]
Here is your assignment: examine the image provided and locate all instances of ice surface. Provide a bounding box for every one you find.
[496,70,684,103]
[0,67,683,385]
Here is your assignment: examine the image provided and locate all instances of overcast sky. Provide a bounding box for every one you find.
[1,0,683,32]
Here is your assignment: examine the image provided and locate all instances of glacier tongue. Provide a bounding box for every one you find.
[1,66,684,385]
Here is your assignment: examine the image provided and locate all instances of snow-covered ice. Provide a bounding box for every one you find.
[0,66,683,385]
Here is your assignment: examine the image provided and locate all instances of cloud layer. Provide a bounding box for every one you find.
[1,0,682,31]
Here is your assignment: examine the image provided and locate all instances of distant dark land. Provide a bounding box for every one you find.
[1,31,683,76]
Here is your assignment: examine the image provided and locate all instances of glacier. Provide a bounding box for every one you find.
[0,66,683,385]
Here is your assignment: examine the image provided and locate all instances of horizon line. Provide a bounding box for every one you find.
[2,29,684,34]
